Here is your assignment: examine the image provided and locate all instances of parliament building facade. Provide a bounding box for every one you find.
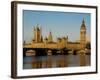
[24,19,87,50]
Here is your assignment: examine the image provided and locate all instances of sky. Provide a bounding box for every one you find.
[23,10,91,42]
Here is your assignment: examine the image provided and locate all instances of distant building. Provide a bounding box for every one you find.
[24,19,87,50]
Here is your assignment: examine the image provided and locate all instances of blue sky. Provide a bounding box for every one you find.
[23,10,91,42]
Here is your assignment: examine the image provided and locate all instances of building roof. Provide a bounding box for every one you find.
[68,41,80,44]
[80,19,86,30]
[47,42,56,44]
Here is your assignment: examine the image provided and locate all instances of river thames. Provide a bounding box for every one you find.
[23,54,90,69]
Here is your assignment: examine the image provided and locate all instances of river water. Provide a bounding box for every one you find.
[23,54,91,69]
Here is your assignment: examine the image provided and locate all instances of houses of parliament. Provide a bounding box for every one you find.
[23,19,87,50]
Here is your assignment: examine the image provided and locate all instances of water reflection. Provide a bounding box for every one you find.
[80,54,86,66]
[23,54,90,69]
[56,55,68,67]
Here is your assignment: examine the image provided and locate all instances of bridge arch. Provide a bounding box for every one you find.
[47,50,52,56]
[26,50,36,56]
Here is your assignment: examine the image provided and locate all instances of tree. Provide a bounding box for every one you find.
[86,42,91,49]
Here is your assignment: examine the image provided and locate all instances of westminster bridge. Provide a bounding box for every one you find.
[23,47,83,56]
